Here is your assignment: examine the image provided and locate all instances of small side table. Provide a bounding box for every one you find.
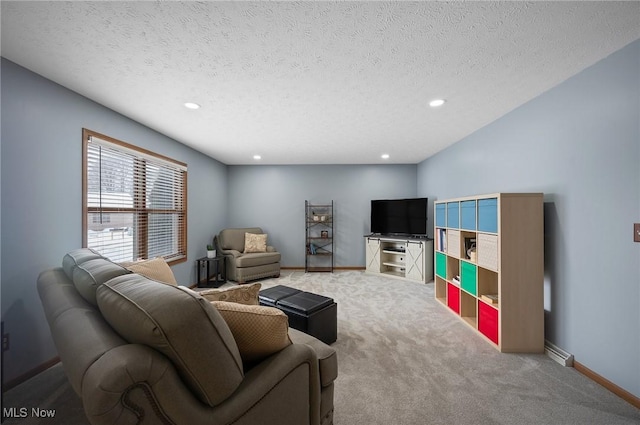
[196,256,226,288]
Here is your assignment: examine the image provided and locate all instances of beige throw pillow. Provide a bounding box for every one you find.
[125,257,178,286]
[199,283,261,305]
[211,301,292,363]
[244,233,267,253]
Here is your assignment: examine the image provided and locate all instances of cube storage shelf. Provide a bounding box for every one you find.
[434,193,544,352]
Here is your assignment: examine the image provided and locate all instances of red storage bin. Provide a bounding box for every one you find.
[447,283,460,314]
[478,301,499,345]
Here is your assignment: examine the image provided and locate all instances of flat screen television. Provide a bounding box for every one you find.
[370,197,428,236]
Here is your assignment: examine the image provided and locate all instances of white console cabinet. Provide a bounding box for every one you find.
[365,236,434,283]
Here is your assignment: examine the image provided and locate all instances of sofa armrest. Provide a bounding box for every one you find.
[81,344,184,425]
[83,343,322,425]
[211,343,322,425]
[221,248,242,258]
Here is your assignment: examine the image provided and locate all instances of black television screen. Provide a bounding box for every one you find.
[370,198,428,236]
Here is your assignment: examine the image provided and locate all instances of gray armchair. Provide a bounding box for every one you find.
[217,227,281,283]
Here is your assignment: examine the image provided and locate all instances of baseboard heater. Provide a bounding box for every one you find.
[545,340,574,367]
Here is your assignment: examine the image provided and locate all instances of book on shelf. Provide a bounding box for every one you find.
[481,294,499,305]
[436,228,447,251]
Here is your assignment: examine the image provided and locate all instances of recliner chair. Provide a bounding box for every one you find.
[217,227,281,283]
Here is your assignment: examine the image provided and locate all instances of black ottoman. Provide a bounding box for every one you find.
[258,285,301,307]
[259,285,337,345]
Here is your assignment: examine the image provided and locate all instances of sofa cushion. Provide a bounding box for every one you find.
[124,257,177,286]
[218,227,264,252]
[235,252,281,268]
[72,258,131,305]
[96,274,244,407]
[199,283,261,305]
[211,301,292,364]
[62,248,103,280]
[244,233,268,253]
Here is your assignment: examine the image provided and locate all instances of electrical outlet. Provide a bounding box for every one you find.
[634,223,640,243]
[2,333,9,351]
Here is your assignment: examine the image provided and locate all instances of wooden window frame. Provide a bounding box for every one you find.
[82,128,188,265]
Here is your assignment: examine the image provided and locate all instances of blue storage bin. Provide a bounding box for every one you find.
[435,204,446,227]
[460,200,476,230]
[447,202,459,229]
[478,198,498,233]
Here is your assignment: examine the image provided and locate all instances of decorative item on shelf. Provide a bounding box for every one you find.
[207,244,216,258]
[467,242,477,262]
[481,294,499,305]
[321,230,329,238]
[464,238,477,263]
[309,243,317,255]
[320,215,326,221]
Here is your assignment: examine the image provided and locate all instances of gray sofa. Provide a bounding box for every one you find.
[217,227,281,283]
[37,249,336,425]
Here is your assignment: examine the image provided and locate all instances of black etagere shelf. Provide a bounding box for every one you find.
[305,200,334,272]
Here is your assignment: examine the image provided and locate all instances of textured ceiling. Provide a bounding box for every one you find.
[2,1,639,164]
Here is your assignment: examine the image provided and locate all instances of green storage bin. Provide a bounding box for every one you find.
[460,261,477,296]
[435,252,447,279]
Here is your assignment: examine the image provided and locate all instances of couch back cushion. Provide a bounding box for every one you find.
[62,248,104,280]
[96,274,244,407]
[38,267,128,396]
[218,227,263,252]
[72,258,131,306]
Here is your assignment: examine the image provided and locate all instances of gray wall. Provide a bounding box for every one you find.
[227,164,417,267]
[0,59,228,383]
[417,40,640,398]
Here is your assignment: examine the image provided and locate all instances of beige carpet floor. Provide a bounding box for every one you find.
[261,271,640,425]
[3,270,639,424]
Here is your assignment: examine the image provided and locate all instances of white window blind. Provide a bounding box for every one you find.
[83,130,187,264]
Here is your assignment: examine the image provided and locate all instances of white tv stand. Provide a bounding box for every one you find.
[365,235,434,283]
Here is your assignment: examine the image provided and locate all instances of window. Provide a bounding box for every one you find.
[82,129,187,264]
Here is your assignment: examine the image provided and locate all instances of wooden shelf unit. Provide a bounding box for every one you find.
[434,193,544,352]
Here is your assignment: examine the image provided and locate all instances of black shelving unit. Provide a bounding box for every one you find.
[305,200,334,272]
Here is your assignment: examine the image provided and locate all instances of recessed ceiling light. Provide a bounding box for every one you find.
[381,154,390,159]
[184,102,200,110]
[429,99,446,107]
[253,155,261,160]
